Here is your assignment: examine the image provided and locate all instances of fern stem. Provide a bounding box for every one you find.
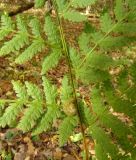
[78,8,136,68]
[51,0,89,159]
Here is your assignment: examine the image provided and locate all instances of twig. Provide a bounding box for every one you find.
[8,2,34,17]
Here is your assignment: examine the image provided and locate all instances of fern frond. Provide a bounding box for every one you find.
[60,76,73,104]
[91,87,136,155]
[18,100,43,131]
[29,17,41,37]
[100,13,113,33]
[25,81,42,101]
[89,124,120,159]
[78,32,91,54]
[0,32,29,56]
[0,14,14,40]
[70,47,81,69]
[15,38,45,64]
[34,0,46,8]
[63,10,87,22]
[44,15,61,48]
[129,61,136,81]
[95,143,109,160]
[32,105,60,135]
[103,81,136,119]
[86,53,114,70]
[12,80,28,100]
[115,23,136,34]
[59,116,78,146]
[42,77,57,105]
[16,15,28,32]
[71,0,96,8]
[0,101,24,127]
[101,114,136,153]
[114,0,125,21]
[42,50,62,74]
[56,0,68,12]
[77,67,110,84]
[78,102,96,126]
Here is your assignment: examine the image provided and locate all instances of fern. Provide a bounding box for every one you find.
[32,105,60,135]
[0,101,24,127]
[42,49,61,74]
[0,0,136,159]
[114,0,125,21]
[11,80,27,100]
[89,124,120,160]
[32,77,60,135]
[60,76,73,104]
[44,15,61,48]
[63,10,87,22]
[0,14,14,40]
[25,81,42,101]
[42,76,57,105]
[59,116,78,146]
[18,100,43,131]
[15,37,45,64]
[71,0,96,8]
[35,0,46,8]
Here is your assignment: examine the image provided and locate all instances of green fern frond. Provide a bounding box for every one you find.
[60,76,73,104]
[79,102,96,126]
[42,50,62,74]
[18,100,43,131]
[1,14,13,29]
[0,100,6,109]
[86,53,114,70]
[44,15,61,48]
[15,38,45,64]
[42,77,57,105]
[34,0,46,8]
[101,114,136,153]
[0,32,29,56]
[89,124,120,159]
[29,17,41,37]
[0,14,14,40]
[94,143,109,160]
[71,0,96,8]
[63,10,87,22]
[77,67,110,84]
[100,13,113,33]
[91,87,136,155]
[56,0,68,12]
[129,61,136,81]
[70,47,81,69]
[12,80,28,100]
[78,32,91,54]
[115,23,136,34]
[59,116,78,146]
[127,0,136,10]
[99,36,136,50]
[25,81,42,101]
[0,15,29,56]
[16,15,28,32]
[114,0,125,21]
[32,105,60,135]
[103,81,136,119]
[0,101,24,127]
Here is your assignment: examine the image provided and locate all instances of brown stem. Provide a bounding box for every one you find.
[51,0,89,159]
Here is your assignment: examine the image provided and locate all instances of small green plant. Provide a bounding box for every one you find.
[0,0,136,159]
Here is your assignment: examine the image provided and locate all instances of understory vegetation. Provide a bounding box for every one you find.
[0,0,136,159]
